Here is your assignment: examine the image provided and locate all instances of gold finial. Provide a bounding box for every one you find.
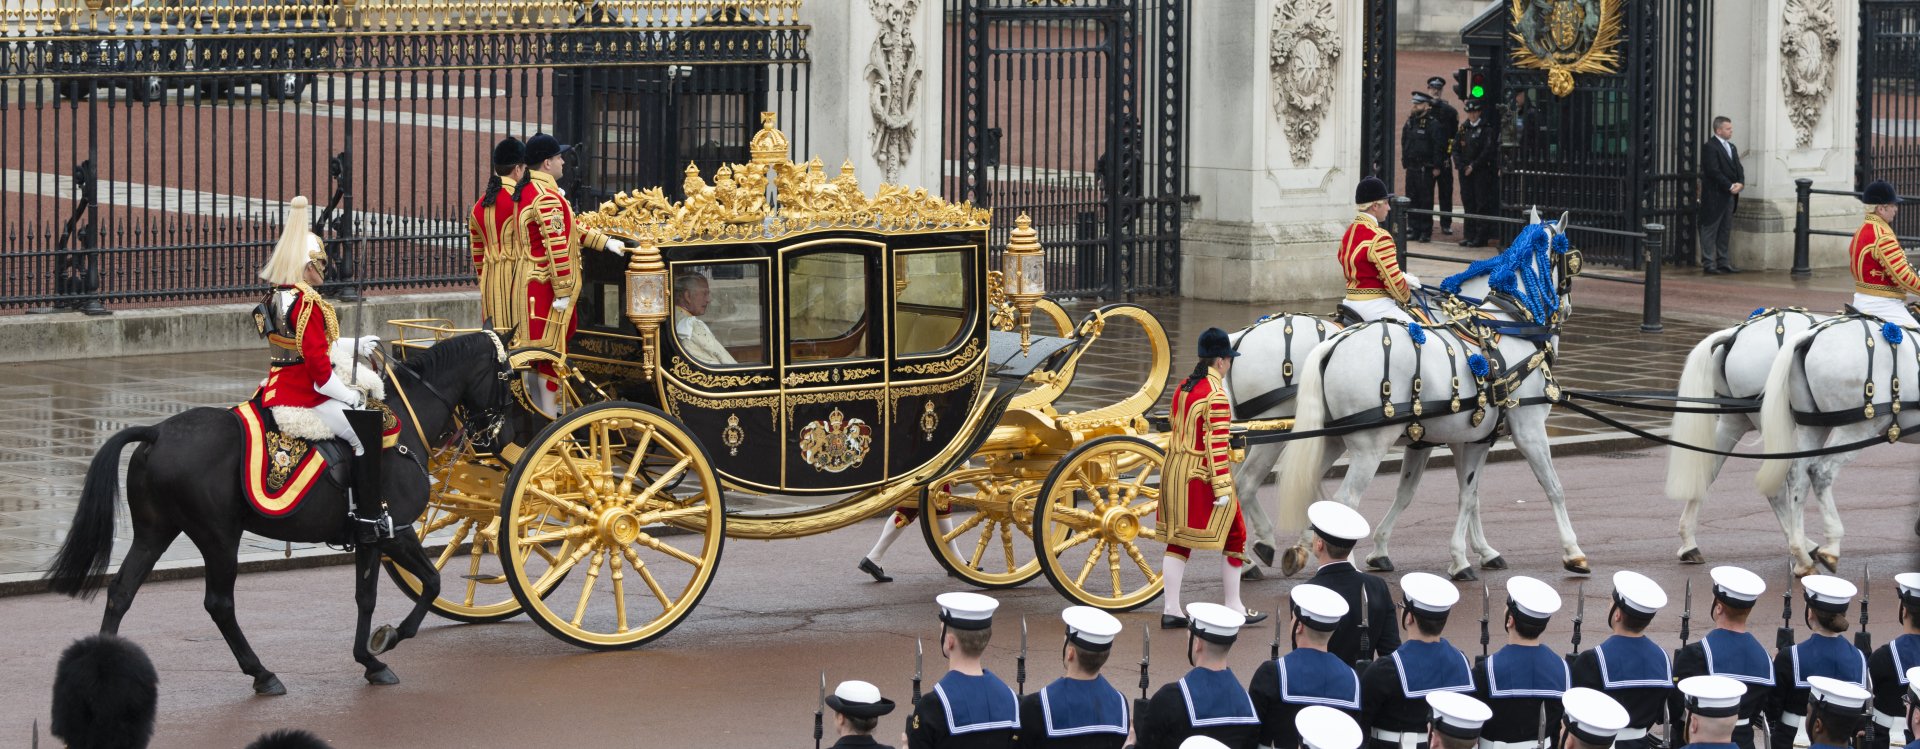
[750,111,790,165]
[1008,213,1041,254]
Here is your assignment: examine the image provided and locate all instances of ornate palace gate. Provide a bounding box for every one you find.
[944,0,1186,299]
[1860,0,1920,238]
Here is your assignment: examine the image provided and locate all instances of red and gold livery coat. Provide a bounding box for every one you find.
[468,175,519,277]
[1162,369,1243,554]
[1340,212,1411,303]
[262,283,339,409]
[519,170,611,347]
[1851,213,1920,299]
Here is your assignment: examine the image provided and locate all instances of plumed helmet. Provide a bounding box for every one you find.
[258,196,325,286]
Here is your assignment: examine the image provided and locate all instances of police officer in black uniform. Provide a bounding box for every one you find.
[1425,77,1459,237]
[1361,572,1476,749]
[1136,603,1261,749]
[1302,501,1399,670]
[1473,576,1568,749]
[1453,99,1497,248]
[1251,584,1360,749]
[1570,571,1672,749]
[908,592,1020,749]
[1017,606,1130,749]
[1672,566,1774,749]
[1402,92,1444,243]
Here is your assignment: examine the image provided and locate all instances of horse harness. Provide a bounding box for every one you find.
[1788,311,1920,437]
[1229,313,1335,419]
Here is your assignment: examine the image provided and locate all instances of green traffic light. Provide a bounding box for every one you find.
[1470,84,1484,98]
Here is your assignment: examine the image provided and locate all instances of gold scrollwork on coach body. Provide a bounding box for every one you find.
[897,339,982,376]
[783,370,833,387]
[664,389,780,413]
[888,374,979,417]
[669,357,773,389]
[1508,0,1624,97]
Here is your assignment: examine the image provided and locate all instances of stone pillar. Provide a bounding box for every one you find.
[1715,0,1860,270]
[1182,0,1361,303]
[797,0,942,192]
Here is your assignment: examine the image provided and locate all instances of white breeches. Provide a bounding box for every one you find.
[1346,297,1413,323]
[1852,293,1919,328]
[312,399,365,455]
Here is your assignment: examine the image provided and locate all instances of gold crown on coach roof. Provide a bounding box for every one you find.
[579,112,992,246]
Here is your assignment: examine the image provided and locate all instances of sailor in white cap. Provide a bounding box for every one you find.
[1427,691,1494,749]
[1181,737,1234,749]
[1301,501,1400,669]
[1136,603,1260,749]
[1299,705,1366,749]
[1570,571,1672,749]
[1473,576,1569,749]
[907,592,1019,749]
[1361,573,1474,749]
[1677,675,1747,749]
[1867,574,1920,749]
[1902,667,1920,749]
[1800,676,1872,749]
[1016,607,1129,748]
[1251,584,1360,749]
[1674,567,1774,749]
[1769,576,1866,749]
[827,680,900,749]
[1559,687,1630,749]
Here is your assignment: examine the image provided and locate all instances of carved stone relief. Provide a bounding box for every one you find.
[1781,0,1840,148]
[1268,0,1341,166]
[864,0,924,182]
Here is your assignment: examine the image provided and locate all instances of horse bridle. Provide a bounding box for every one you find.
[386,332,516,450]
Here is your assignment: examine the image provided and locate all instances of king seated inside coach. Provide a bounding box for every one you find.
[674,271,737,366]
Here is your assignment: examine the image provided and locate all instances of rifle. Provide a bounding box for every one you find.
[1856,562,1873,655]
[814,671,826,749]
[1536,701,1549,749]
[1273,591,1288,661]
[911,638,923,707]
[1136,623,1152,720]
[1778,561,1796,656]
[1680,578,1693,648]
[1478,583,1491,667]
[1567,581,1586,665]
[1017,616,1028,697]
[1355,585,1374,673]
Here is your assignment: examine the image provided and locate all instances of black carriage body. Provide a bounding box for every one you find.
[566,228,989,495]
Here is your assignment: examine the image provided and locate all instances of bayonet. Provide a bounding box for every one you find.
[1535,701,1549,749]
[912,638,923,707]
[1567,581,1586,665]
[1273,591,1288,661]
[1136,624,1152,721]
[1356,584,1374,672]
[814,671,825,749]
[1478,583,1491,667]
[1857,561,1873,655]
[1680,578,1693,647]
[1778,560,1796,656]
[1017,615,1028,697]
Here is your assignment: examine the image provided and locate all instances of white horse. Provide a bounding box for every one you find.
[1273,219,1590,579]
[1225,314,1341,564]
[1664,309,1824,564]
[1754,316,1920,575]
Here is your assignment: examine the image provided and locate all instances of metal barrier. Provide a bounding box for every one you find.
[1390,197,1666,333]
[1791,178,1920,279]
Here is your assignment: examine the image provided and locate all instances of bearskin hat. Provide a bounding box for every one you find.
[246,729,331,749]
[49,634,159,749]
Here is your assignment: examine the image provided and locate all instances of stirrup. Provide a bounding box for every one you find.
[349,511,395,543]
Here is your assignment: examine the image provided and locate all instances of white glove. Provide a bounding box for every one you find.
[355,335,381,358]
[604,238,627,256]
[1404,273,1423,289]
[316,374,364,409]
[552,297,572,313]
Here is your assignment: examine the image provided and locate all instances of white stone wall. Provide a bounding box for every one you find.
[1397,0,1491,50]
[798,0,942,194]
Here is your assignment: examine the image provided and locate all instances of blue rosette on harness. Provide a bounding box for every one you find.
[1439,220,1570,332]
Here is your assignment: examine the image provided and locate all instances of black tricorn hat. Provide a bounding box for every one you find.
[492,137,525,168]
[524,133,573,166]
[1864,180,1904,206]
[1197,327,1240,360]
[50,634,159,749]
[1356,176,1391,205]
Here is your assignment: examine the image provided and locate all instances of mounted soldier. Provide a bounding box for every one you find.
[1848,180,1916,329]
[1473,576,1569,749]
[256,196,389,544]
[1159,328,1266,629]
[516,133,627,415]
[471,136,527,330]
[1342,176,1422,324]
[1673,567,1774,749]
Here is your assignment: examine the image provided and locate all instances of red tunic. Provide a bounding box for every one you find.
[262,284,338,409]
[1851,213,1919,299]
[1163,370,1246,561]
[468,175,518,277]
[1340,212,1410,302]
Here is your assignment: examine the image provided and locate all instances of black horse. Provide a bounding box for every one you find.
[44,331,513,695]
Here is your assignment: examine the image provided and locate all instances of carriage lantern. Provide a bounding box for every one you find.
[1004,213,1046,353]
[623,232,670,382]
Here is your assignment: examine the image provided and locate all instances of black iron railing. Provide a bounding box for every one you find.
[1391,197,1667,333]
[1791,179,1920,278]
[0,0,810,313]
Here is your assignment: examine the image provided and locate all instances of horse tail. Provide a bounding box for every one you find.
[1755,328,1816,497]
[46,425,157,599]
[1665,326,1738,503]
[1276,333,1341,533]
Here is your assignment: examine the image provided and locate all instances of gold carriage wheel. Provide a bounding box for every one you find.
[1032,435,1166,611]
[384,438,546,624]
[919,466,1042,588]
[498,402,726,650]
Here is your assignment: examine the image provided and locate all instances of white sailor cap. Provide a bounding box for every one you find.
[1894,572,1920,605]
[1426,691,1493,740]
[1308,501,1371,546]
[1291,584,1350,632]
[826,680,897,719]
[1062,606,1122,651]
[1611,570,1668,618]
[1179,737,1232,749]
[1505,576,1562,623]
[936,591,999,631]
[1186,602,1247,645]
[1297,705,1364,749]
[1710,566,1766,609]
[1401,572,1460,618]
[1905,667,1920,706]
[1807,675,1872,716]
[1561,687,1630,745]
[1678,675,1745,718]
[1801,575,1857,615]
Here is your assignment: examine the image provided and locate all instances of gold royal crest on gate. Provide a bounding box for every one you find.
[798,408,874,473]
[1508,0,1625,97]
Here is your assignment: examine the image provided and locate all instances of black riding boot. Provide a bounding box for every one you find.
[345,408,393,546]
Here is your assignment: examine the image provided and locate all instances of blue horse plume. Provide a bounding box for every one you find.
[1439,221,1570,324]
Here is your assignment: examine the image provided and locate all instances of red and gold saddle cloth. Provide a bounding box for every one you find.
[231,398,402,517]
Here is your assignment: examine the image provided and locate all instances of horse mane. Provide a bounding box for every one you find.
[1438,221,1569,323]
[403,331,502,380]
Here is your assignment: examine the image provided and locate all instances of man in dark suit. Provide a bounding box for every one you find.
[1300,501,1399,669]
[1700,116,1746,274]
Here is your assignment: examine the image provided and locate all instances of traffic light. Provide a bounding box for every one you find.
[1454,67,1488,102]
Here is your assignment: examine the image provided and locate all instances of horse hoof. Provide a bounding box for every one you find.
[1366,556,1395,573]
[1678,548,1705,565]
[1280,546,1309,577]
[369,624,399,656]
[1562,558,1591,575]
[1451,567,1478,582]
[1812,547,1839,573]
[253,673,286,696]
[1481,556,1508,571]
[365,666,400,686]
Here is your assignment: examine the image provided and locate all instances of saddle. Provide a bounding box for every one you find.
[231,395,401,518]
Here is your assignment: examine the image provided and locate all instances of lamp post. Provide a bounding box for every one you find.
[624,233,670,382]
[1004,213,1047,353]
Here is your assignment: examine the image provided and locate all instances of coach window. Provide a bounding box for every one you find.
[672,263,766,367]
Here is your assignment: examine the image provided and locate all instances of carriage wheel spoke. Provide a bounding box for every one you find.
[1050,528,1098,556]
[616,426,657,496]
[434,519,474,569]
[1000,519,1018,570]
[529,487,595,521]
[968,519,995,569]
[630,457,691,507]
[634,531,704,567]
[940,511,988,545]
[1074,540,1108,587]
[642,503,711,526]
[1108,542,1123,596]
[462,529,490,607]
[609,549,628,633]
[558,441,602,503]
[533,540,597,595]
[520,524,593,548]
[569,546,607,628]
[617,544,676,611]
[1122,541,1160,583]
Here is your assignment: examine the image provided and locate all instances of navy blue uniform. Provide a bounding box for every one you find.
[1473,643,1569,746]
[1361,639,1474,749]
[1674,629,1776,749]
[1307,561,1400,669]
[1768,635,1868,749]
[1868,634,1920,749]
[1016,675,1129,749]
[1136,667,1260,749]
[908,670,1020,749]
[1572,635,1674,749]
[1250,648,1363,749]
